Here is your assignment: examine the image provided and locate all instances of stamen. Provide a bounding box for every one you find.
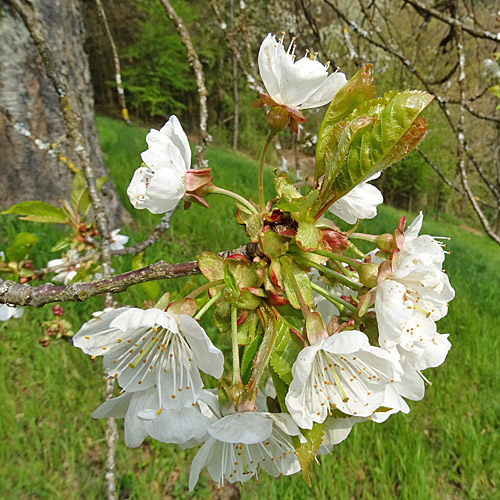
[128,336,159,369]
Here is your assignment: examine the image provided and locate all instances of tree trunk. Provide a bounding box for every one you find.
[0,0,120,223]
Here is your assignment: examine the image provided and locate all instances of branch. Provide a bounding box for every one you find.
[159,0,209,167]
[95,0,130,124]
[0,243,259,308]
[416,149,461,193]
[455,26,500,245]
[404,0,500,42]
[209,0,264,94]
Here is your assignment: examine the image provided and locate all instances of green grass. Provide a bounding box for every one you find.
[0,116,498,499]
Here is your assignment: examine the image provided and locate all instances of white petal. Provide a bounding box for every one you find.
[323,415,365,447]
[208,413,272,444]
[278,56,328,106]
[329,181,383,224]
[159,115,191,169]
[110,308,177,333]
[124,390,156,447]
[405,212,423,240]
[189,438,216,491]
[301,71,347,109]
[0,304,23,321]
[258,34,281,97]
[179,315,224,379]
[144,405,209,445]
[142,128,187,175]
[92,392,133,419]
[127,165,185,214]
[376,280,413,348]
[73,307,132,354]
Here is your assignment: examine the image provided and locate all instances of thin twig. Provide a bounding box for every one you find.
[159,0,209,168]
[95,0,130,124]
[455,26,500,245]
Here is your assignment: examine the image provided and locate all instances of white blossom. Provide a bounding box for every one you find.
[109,228,129,251]
[258,33,346,110]
[73,307,223,409]
[375,265,454,349]
[92,387,214,448]
[328,173,383,224]
[0,304,24,321]
[285,330,402,429]
[127,116,191,214]
[189,410,302,490]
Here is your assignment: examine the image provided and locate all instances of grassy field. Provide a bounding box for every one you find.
[0,117,498,499]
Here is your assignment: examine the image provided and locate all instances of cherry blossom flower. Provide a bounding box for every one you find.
[108,228,129,251]
[257,33,346,119]
[73,307,224,409]
[285,330,402,429]
[375,265,454,349]
[0,304,23,321]
[397,212,447,270]
[127,116,191,214]
[328,173,383,224]
[92,387,215,448]
[189,410,302,490]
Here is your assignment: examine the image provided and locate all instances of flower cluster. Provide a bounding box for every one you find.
[73,33,454,491]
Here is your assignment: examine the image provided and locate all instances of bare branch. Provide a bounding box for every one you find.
[95,0,130,124]
[0,243,259,308]
[455,26,500,245]
[209,0,263,94]
[159,0,209,167]
[404,0,500,42]
[416,149,461,193]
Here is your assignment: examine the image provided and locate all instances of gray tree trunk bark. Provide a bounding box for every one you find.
[0,0,120,223]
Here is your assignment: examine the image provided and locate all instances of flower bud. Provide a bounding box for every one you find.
[375,233,396,251]
[358,262,379,288]
[266,106,289,130]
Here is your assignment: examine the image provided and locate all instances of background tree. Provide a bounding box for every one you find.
[0,0,120,224]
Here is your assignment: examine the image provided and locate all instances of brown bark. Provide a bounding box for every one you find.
[0,0,120,224]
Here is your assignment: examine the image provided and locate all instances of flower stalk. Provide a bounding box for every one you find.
[258,130,277,211]
[209,185,258,214]
[230,304,242,385]
[194,289,223,320]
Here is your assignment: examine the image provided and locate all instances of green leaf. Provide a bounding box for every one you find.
[71,171,88,212]
[96,174,109,192]
[281,257,314,310]
[6,232,38,262]
[242,212,263,242]
[50,236,71,253]
[214,296,231,333]
[317,116,376,204]
[198,252,224,282]
[296,220,320,252]
[293,422,325,485]
[488,84,500,99]
[277,191,319,212]
[261,230,289,259]
[269,319,302,384]
[330,90,433,202]
[316,64,376,179]
[237,309,260,345]
[241,334,262,385]
[270,365,290,413]
[2,201,67,224]
[274,172,302,202]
